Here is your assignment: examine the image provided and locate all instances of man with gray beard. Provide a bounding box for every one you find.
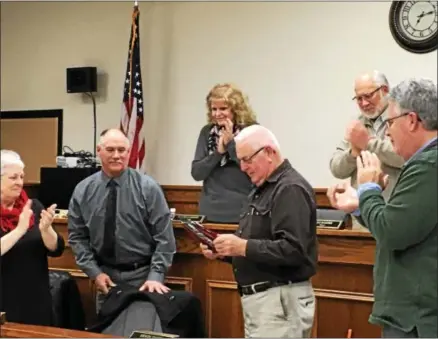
[329,71,405,211]
[327,77,438,338]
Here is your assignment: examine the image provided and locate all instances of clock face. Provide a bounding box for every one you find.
[389,0,438,53]
[399,1,438,41]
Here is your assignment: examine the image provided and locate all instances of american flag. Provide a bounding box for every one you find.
[120,5,145,171]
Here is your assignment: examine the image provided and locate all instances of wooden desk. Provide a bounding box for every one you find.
[50,218,379,338]
[40,185,379,338]
[0,322,118,338]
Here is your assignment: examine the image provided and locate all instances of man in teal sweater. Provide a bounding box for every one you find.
[327,78,437,338]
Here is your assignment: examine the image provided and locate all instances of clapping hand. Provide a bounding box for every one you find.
[217,133,226,154]
[217,119,234,154]
[357,151,388,189]
[222,119,234,145]
[345,120,370,150]
[39,204,57,231]
[17,200,34,231]
[327,182,359,213]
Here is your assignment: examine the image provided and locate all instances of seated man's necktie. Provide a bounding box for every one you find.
[102,179,117,261]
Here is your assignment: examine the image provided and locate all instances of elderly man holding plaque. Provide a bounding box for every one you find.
[200,125,318,338]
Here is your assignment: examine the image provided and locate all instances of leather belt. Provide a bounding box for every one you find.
[237,281,293,296]
[108,261,149,271]
[97,258,151,272]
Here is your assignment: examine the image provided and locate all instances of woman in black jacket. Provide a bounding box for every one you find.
[0,150,65,326]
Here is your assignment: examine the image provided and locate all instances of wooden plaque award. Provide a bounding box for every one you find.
[180,220,218,252]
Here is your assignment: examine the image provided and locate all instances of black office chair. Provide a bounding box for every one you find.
[49,269,86,330]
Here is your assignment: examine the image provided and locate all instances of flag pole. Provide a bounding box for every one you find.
[122,0,146,170]
[128,7,138,108]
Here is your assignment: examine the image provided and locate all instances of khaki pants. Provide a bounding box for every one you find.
[241,280,315,338]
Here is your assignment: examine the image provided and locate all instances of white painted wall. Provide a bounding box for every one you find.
[1,1,436,186]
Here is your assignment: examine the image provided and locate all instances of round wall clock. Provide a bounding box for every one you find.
[389,1,438,54]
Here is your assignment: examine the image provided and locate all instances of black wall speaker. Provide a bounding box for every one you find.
[66,67,97,93]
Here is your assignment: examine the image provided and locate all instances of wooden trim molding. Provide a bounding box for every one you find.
[165,276,193,292]
[314,288,374,303]
[25,184,333,210]
[49,267,88,278]
[0,322,117,338]
[205,280,239,338]
[48,268,193,290]
[311,298,318,338]
[162,185,333,209]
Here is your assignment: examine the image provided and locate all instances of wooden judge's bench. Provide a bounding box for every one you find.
[44,185,379,338]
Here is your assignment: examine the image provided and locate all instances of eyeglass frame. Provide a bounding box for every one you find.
[239,147,266,164]
[383,111,421,128]
[352,86,383,102]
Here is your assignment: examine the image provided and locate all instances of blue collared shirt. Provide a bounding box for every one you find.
[352,136,438,216]
[68,168,176,280]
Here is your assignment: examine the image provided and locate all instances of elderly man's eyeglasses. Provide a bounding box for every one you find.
[240,147,265,164]
[352,86,382,102]
[383,112,416,127]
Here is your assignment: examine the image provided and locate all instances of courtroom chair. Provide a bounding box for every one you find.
[88,285,207,338]
[49,269,86,330]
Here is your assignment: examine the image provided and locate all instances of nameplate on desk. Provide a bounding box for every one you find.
[173,214,205,223]
[316,209,351,229]
[129,330,179,338]
[317,219,344,229]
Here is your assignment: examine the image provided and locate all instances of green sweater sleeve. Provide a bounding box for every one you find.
[359,160,437,250]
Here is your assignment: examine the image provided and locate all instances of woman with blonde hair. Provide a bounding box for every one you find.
[191,83,258,223]
[0,150,65,326]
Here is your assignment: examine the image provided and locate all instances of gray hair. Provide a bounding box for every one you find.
[235,124,281,152]
[1,150,25,175]
[98,128,130,147]
[389,78,437,130]
[372,70,390,88]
